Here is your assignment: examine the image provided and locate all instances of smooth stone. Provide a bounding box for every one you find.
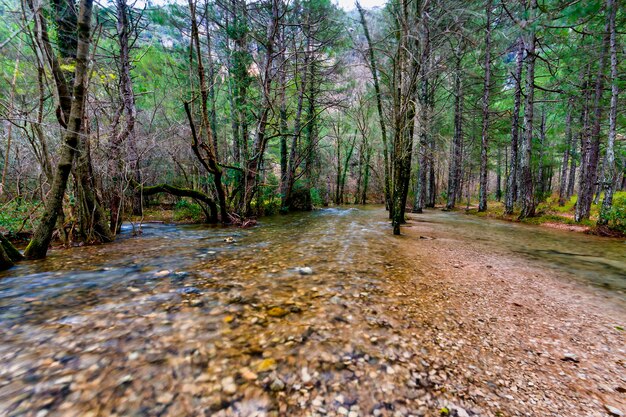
[605,405,624,417]
[221,376,237,395]
[270,377,285,391]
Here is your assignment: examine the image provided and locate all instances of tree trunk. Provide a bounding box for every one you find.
[518,0,538,220]
[478,0,493,212]
[0,245,13,271]
[558,98,574,205]
[575,16,609,222]
[357,2,390,212]
[505,37,524,214]
[24,0,95,259]
[361,145,371,204]
[187,0,228,222]
[109,0,138,233]
[536,109,546,199]
[599,0,619,225]
[446,53,464,210]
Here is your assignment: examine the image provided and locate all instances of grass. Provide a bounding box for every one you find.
[460,191,626,235]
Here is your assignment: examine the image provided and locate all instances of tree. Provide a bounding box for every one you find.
[518,0,538,220]
[24,0,97,259]
[599,0,619,225]
[478,0,493,212]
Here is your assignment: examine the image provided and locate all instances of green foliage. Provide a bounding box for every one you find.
[601,192,626,233]
[0,200,42,234]
[173,199,205,222]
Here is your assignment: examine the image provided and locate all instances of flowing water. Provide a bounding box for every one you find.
[0,207,624,416]
[409,210,626,293]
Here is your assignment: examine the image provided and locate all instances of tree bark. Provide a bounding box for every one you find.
[109,0,139,233]
[24,0,95,259]
[446,52,464,210]
[575,14,609,222]
[478,0,493,212]
[139,183,218,223]
[599,0,619,225]
[558,98,574,205]
[505,37,524,214]
[187,0,228,222]
[357,2,391,212]
[518,0,538,220]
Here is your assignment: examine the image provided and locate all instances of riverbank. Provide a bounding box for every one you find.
[456,195,625,238]
[396,212,626,416]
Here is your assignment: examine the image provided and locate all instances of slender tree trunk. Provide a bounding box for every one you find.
[239,0,279,216]
[282,32,309,211]
[109,0,138,233]
[188,0,228,222]
[575,17,609,222]
[519,0,538,220]
[505,37,524,214]
[599,0,619,225]
[357,2,390,212]
[478,0,493,212]
[446,54,464,210]
[278,26,288,202]
[24,0,95,259]
[496,146,502,201]
[536,109,546,198]
[361,145,371,204]
[558,98,574,205]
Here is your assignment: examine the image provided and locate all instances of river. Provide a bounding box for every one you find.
[0,207,623,416]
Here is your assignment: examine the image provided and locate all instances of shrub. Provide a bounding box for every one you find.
[0,199,43,234]
[602,192,626,233]
[173,199,205,222]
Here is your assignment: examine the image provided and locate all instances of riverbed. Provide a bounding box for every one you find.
[0,207,624,416]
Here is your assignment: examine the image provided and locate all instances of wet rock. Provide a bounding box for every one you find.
[455,407,470,417]
[189,298,204,307]
[270,377,285,391]
[297,267,313,275]
[267,307,289,318]
[178,287,202,295]
[154,270,171,277]
[257,358,277,372]
[605,405,624,416]
[301,367,312,384]
[221,376,237,395]
[239,367,258,381]
[329,295,342,304]
[561,353,579,363]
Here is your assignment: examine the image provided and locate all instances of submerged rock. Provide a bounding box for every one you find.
[270,377,285,391]
[257,358,277,372]
[267,307,289,318]
[221,376,237,395]
[297,267,314,275]
[605,405,624,417]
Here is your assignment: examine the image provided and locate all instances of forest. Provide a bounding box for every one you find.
[0,0,624,265]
